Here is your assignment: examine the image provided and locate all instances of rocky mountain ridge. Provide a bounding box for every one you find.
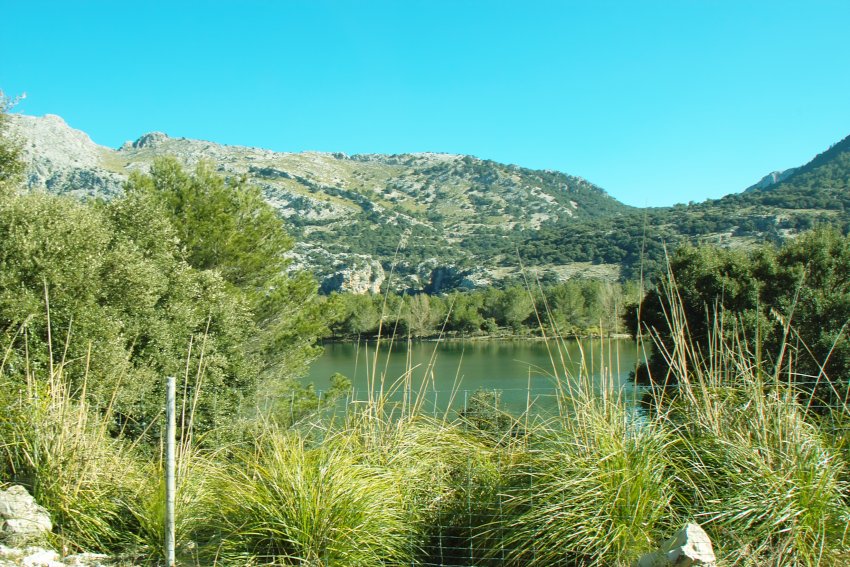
[745,168,798,192]
[9,113,850,290]
[7,113,627,292]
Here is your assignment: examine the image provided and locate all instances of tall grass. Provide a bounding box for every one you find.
[1,271,848,566]
[206,426,411,566]
[650,296,850,566]
[500,396,680,566]
[0,326,150,553]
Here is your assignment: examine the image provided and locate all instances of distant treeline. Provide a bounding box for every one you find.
[512,205,848,281]
[323,279,642,340]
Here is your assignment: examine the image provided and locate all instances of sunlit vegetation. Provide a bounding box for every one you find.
[0,146,327,440]
[325,280,642,340]
[2,96,849,566]
[3,267,848,565]
[629,227,850,411]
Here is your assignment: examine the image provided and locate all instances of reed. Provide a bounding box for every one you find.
[1,264,848,566]
[0,325,149,553]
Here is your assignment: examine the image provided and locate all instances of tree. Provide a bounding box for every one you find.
[629,228,850,410]
[0,190,258,439]
[627,244,768,385]
[0,91,25,198]
[125,157,292,288]
[0,156,329,441]
[498,286,535,331]
[447,292,484,334]
[404,293,435,337]
[125,158,328,382]
[327,292,381,337]
[545,282,586,334]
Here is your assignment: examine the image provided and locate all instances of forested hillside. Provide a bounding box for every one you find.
[515,134,850,279]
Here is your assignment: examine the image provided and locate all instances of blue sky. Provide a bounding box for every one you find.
[2,1,849,207]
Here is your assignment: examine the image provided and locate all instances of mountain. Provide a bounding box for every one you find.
[7,113,630,292]
[698,133,850,233]
[7,113,850,289]
[513,133,850,279]
[745,168,798,192]
[735,134,850,206]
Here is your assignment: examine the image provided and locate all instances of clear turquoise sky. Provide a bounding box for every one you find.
[2,1,848,207]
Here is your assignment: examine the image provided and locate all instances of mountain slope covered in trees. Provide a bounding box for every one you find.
[517,133,850,279]
[8,114,630,291]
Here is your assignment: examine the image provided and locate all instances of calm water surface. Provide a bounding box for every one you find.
[306,338,640,415]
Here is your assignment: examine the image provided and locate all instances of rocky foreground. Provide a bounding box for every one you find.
[0,486,111,567]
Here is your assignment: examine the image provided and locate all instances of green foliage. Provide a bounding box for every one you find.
[446,291,486,334]
[403,293,441,337]
[681,397,849,565]
[126,158,327,383]
[0,191,259,438]
[4,312,849,564]
[261,372,352,426]
[214,429,416,566]
[495,286,535,331]
[0,362,150,553]
[512,134,850,278]
[458,389,515,439]
[0,91,25,198]
[0,157,329,441]
[125,158,293,289]
[326,292,382,337]
[655,304,850,566]
[502,401,679,566]
[630,228,850,409]
[326,280,634,340]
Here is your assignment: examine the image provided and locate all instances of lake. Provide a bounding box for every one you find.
[306,338,641,416]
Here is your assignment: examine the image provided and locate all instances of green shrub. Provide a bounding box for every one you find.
[214,429,415,565]
[501,398,679,566]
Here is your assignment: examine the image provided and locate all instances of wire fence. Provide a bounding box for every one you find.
[142,374,850,567]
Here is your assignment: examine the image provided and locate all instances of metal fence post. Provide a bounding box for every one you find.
[165,375,176,567]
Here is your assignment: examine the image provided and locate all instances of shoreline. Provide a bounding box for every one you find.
[320,332,634,344]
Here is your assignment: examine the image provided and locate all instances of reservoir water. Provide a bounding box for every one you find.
[306,338,640,416]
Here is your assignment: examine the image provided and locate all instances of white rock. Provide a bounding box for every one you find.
[637,523,716,567]
[0,486,52,545]
[63,552,111,566]
[320,255,385,294]
[20,549,61,567]
[0,543,23,559]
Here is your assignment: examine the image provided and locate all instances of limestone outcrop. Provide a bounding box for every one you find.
[636,523,717,567]
[0,486,51,546]
[0,546,111,567]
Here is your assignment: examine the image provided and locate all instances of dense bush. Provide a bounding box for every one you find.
[0,115,327,439]
[628,228,850,410]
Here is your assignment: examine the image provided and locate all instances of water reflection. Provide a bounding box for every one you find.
[306,338,641,416]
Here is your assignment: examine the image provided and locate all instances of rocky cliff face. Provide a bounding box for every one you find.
[745,168,798,192]
[7,113,629,291]
[13,114,124,197]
